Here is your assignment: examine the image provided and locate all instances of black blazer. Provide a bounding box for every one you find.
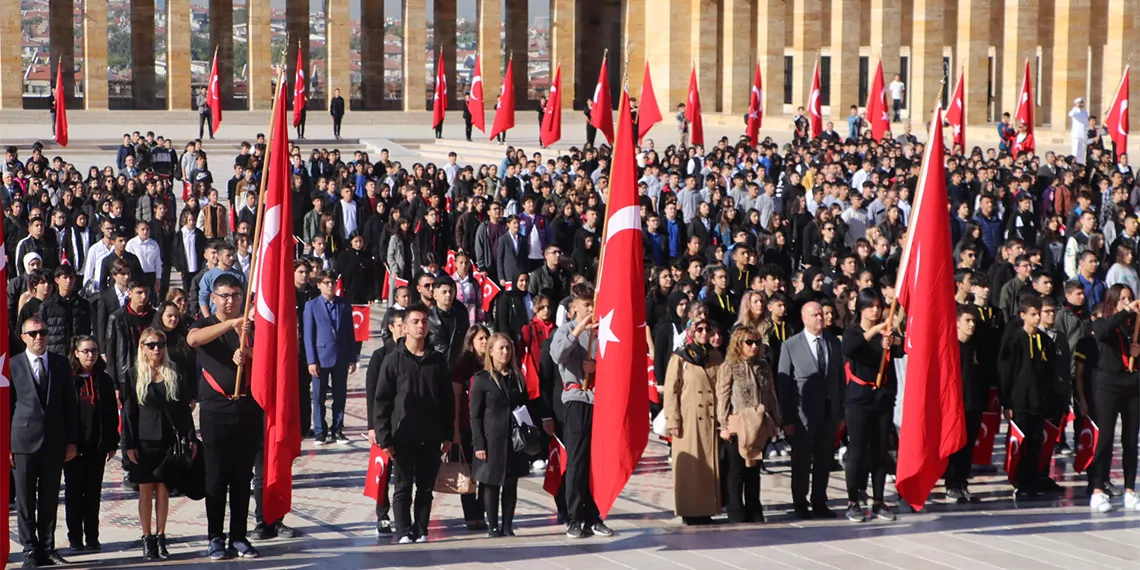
[10,350,78,455]
[495,233,529,286]
[121,367,197,450]
[172,227,207,276]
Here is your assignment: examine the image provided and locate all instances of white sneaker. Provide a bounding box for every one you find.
[1124,491,1140,512]
[777,442,789,457]
[531,459,548,472]
[415,535,428,543]
[398,535,414,544]
[1090,492,1113,513]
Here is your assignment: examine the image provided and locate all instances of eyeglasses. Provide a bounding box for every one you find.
[76,348,97,355]
[743,339,762,347]
[22,329,48,338]
[212,292,241,300]
[143,341,167,350]
[320,280,336,286]
[823,227,835,231]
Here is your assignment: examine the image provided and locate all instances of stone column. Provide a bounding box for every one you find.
[1038,0,1054,125]
[957,0,990,127]
[209,0,234,110]
[829,0,860,121]
[691,0,718,111]
[909,0,944,124]
[51,0,77,108]
[1103,0,1136,138]
[870,0,901,77]
[434,0,458,108]
[755,0,784,123]
[550,0,574,107]
[166,0,190,110]
[286,0,310,107]
[721,0,751,115]
[403,0,427,111]
[792,0,821,113]
[0,0,20,108]
[1001,0,1035,126]
[247,0,272,109]
[84,0,109,110]
[1051,0,1090,129]
[326,0,350,108]
[505,0,528,105]
[1089,0,1107,112]
[360,0,385,109]
[644,0,691,112]
[624,0,644,99]
[477,0,501,108]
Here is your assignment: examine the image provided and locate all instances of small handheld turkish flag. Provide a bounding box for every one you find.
[334,276,344,297]
[351,305,370,342]
[1037,420,1060,473]
[543,437,568,497]
[444,250,457,276]
[1074,419,1099,474]
[364,446,392,507]
[1004,420,1026,485]
[477,273,501,313]
[971,411,1001,466]
[647,355,661,405]
[520,350,541,399]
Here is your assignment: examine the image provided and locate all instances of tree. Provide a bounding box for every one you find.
[107,27,131,72]
[191,32,210,62]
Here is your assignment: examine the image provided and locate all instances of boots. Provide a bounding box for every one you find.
[156,534,170,559]
[142,534,158,560]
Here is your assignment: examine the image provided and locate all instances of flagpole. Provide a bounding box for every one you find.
[234,64,287,400]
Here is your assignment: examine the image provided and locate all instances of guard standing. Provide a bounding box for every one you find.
[330,88,345,140]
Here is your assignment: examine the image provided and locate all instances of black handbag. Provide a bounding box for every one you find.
[510,415,541,456]
[162,407,194,470]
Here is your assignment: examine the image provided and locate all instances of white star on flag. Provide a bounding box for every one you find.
[596,310,619,358]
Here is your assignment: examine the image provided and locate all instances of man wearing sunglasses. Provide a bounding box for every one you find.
[10,316,79,567]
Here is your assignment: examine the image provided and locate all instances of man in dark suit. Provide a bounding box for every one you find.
[495,215,529,287]
[776,301,845,520]
[11,316,78,567]
[303,270,359,445]
[329,88,345,140]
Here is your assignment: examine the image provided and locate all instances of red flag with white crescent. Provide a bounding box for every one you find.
[489,59,516,141]
[646,354,661,405]
[1015,60,1034,135]
[292,48,307,128]
[1105,66,1130,155]
[432,51,447,129]
[590,88,649,519]
[543,437,569,496]
[808,60,823,138]
[746,62,762,146]
[363,445,391,506]
[541,65,563,147]
[971,411,1000,466]
[1037,419,1060,473]
[945,70,966,151]
[1074,419,1099,474]
[685,66,704,146]
[207,49,223,133]
[352,304,370,342]
[1004,420,1025,485]
[469,54,485,132]
[250,75,301,525]
[53,61,68,147]
[477,273,501,313]
[591,58,614,144]
[867,58,889,142]
[520,349,541,399]
[444,250,457,276]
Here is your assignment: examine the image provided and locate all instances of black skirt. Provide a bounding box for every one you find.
[128,439,168,485]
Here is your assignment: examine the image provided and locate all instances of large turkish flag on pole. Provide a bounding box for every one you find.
[745,62,762,146]
[292,46,307,128]
[0,207,12,564]
[432,49,447,129]
[207,47,222,133]
[489,58,516,141]
[53,60,68,147]
[867,58,889,141]
[540,64,562,147]
[590,88,649,519]
[1016,60,1034,133]
[590,57,614,144]
[250,74,301,525]
[685,66,704,146]
[637,61,662,143]
[893,103,965,510]
[808,59,823,138]
[1106,66,1130,156]
[945,70,966,150]
[469,54,486,132]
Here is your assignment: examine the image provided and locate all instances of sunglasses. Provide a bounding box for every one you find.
[22,329,48,338]
[744,339,762,347]
[143,341,167,350]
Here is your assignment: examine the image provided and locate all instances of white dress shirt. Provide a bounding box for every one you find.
[27,351,46,384]
[83,240,114,292]
[803,329,828,370]
[181,227,199,274]
[126,236,163,274]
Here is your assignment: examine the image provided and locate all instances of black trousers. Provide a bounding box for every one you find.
[844,407,893,504]
[789,407,836,508]
[63,452,106,545]
[297,354,312,436]
[14,449,65,554]
[945,409,983,489]
[563,401,599,525]
[459,429,484,523]
[586,125,597,147]
[1091,383,1140,491]
[723,436,762,522]
[1012,410,1044,491]
[391,440,442,538]
[481,478,518,531]
[199,114,213,138]
[202,411,259,541]
[464,120,473,141]
[296,109,306,138]
[333,115,343,137]
[434,120,443,139]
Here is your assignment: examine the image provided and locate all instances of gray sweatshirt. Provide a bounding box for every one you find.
[551,319,594,405]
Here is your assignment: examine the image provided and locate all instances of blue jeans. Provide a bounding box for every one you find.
[311,365,348,437]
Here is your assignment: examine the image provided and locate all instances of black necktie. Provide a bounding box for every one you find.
[34,356,47,401]
[815,337,827,373]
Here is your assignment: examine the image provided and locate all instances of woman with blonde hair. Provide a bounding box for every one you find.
[735,290,771,339]
[469,333,553,536]
[121,328,198,559]
[716,327,781,523]
[664,318,725,525]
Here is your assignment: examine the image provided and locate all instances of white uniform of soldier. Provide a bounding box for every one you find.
[1069,98,1090,164]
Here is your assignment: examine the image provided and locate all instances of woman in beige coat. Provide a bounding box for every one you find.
[664,318,725,525]
[717,327,782,523]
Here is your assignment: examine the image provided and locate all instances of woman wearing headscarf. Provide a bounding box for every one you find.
[653,292,690,416]
[716,327,781,523]
[494,272,533,342]
[663,317,725,525]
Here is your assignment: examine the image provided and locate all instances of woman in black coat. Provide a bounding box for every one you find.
[335,232,376,305]
[494,273,533,342]
[470,333,553,537]
[64,335,120,552]
[122,327,198,560]
[153,301,198,403]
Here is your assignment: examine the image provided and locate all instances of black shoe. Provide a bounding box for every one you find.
[334,432,350,444]
[273,521,299,538]
[207,537,228,560]
[566,521,587,539]
[314,434,329,446]
[85,540,101,552]
[465,519,489,531]
[845,504,866,522]
[591,521,614,536]
[1014,488,1041,501]
[21,554,39,568]
[1105,481,1119,497]
[376,520,394,536]
[249,522,274,541]
[946,487,968,504]
[230,538,260,559]
[502,526,516,537]
[487,528,503,538]
[1037,478,1064,494]
[143,535,158,560]
[156,534,170,559]
[68,542,85,553]
[872,503,897,521]
[812,505,838,519]
[682,516,714,526]
[42,550,69,565]
[792,504,814,519]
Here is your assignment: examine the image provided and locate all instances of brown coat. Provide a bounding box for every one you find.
[664,350,724,517]
[716,359,782,466]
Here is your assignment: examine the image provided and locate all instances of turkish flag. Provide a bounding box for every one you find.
[1004,420,1026,485]
[249,74,301,525]
[182,179,192,201]
[590,88,649,519]
[53,61,68,147]
[638,62,662,144]
[520,349,541,399]
[363,445,392,507]
[543,437,568,497]
[1074,419,1099,474]
[206,48,222,133]
[945,70,966,150]
[591,58,614,144]
[971,411,1001,466]
[477,272,501,313]
[334,276,343,297]
[292,47,307,128]
[443,250,457,275]
[1105,65,1130,156]
[1015,60,1034,134]
[745,62,762,146]
[540,64,563,147]
[489,59,516,141]
[352,304,370,342]
[893,104,965,511]
[469,54,485,132]
[866,58,889,142]
[1038,419,1060,473]
[646,354,661,404]
[0,187,12,564]
[432,50,447,129]
[808,59,823,138]
[685,66,704,146]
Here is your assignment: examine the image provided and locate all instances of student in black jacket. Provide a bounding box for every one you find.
[945,307,985,503]
[365,309,406,536]
[998,296,1056,499]
[63,336,120,552]
[1088,284,1140,512]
